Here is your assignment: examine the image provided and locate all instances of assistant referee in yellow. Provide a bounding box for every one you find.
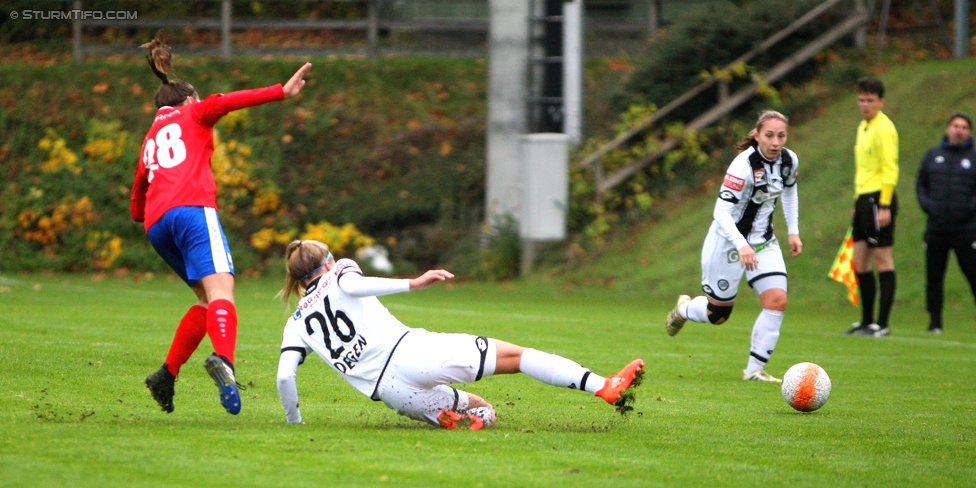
[846,77,899,337]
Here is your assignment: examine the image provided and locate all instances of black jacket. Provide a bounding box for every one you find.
[916,136,976,233]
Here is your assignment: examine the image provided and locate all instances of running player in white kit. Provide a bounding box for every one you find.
[664,111,802,383]
[276,240,645,429]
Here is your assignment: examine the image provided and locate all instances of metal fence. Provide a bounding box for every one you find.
[71,0,454,61]
[65,0,693,62]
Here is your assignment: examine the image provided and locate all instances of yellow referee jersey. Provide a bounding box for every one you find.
[854,111,899,205]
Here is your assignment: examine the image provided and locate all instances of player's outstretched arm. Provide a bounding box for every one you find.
[283,62,312,99]
[277,350,305,424]
[409,270,454,290]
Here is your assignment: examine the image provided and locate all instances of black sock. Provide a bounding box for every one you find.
[878,270,896,328]
[857,271,876,326]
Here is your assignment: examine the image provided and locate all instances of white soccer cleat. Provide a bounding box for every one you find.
[743,369,782,383]
[665,295,691,336]
[868,323,890,337]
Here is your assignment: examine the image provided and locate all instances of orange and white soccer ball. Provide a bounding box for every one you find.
[781,362,831,412]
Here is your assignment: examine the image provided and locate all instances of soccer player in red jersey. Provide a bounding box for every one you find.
[132,35,311,415]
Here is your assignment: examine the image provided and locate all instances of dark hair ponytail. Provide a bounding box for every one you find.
[141,33,198,109]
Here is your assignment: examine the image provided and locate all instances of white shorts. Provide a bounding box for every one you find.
[700,231,787,301]
[374,329,497,426]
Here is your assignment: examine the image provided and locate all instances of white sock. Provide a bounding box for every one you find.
[466,406,496,426]
[680,296,710,323]
[745,309,783,374]
[519,348,605,393]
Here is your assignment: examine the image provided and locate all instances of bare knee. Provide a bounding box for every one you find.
[199,272,236,304]
[191,284,209,307]
[760,290,787,311]
[873,247,895,272]
[494,340,525,374]
[852,241,870,273]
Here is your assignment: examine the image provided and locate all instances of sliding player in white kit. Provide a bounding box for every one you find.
[276,240,645,429]
[664,111,802,383]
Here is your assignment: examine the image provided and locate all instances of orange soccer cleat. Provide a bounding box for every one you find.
[437,409,485,431]
[595,359,645,405]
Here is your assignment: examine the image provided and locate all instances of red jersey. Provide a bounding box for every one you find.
[131,84,285,231]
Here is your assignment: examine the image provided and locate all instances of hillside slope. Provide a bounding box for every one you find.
[561,57,976,315]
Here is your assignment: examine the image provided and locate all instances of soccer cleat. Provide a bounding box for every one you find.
[743,369,782,383]
[869,324,890,337]
[204,354,241,415]
[928,324,944,334]
[437,409,485,431]
[665,295,691,336]
[849,322,880,336]
[145,365,176,413]
[595,359,646,406]
[845,321,869,335]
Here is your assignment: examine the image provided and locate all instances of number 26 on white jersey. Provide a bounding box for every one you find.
[142,122,187,182]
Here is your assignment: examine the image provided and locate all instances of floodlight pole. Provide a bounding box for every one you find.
[853,0,867,51]
[221,0,232,61]
[874,0,891,63]
[72,0,83,64]
[368,0,379,59]
[485,0,530,225]
[955,0,970,58]
[648,0,661,38]
[563,0,583,144]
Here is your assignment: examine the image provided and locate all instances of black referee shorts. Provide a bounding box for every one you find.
[851,191,898,248]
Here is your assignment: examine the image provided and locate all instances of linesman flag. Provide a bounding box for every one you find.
[828,228,859,306]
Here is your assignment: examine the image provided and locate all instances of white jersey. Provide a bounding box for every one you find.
[280,258,411,398]
[712,145,799,250]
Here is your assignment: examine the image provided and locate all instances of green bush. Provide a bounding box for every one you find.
[565,0,864,259]
[617,0,849,122]
[0,56,487,273]
[445,215,521,282]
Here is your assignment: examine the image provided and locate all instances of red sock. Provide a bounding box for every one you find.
[164,305,208,377]
[207,299,238,365]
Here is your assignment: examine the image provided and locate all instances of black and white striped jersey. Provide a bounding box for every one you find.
[711,145,799,250]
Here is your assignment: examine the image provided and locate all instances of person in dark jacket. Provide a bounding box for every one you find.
[916,112,976,333]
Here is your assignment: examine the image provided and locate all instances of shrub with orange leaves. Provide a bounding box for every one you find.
[16,196,95,254]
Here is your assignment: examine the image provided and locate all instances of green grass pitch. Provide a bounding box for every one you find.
[1,273,973,487]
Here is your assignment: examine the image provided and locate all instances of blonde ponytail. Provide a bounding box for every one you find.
[278,240,332,304]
